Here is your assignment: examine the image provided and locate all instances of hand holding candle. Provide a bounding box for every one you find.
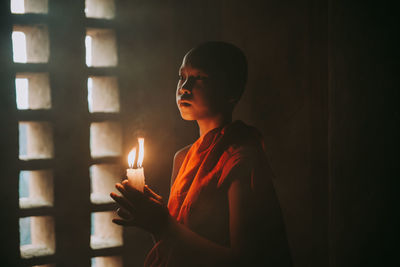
[111,182,170,237]
[126,138,145,192]
[112,139,170,236]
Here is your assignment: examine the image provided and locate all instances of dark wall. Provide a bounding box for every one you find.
[329,1,397,266]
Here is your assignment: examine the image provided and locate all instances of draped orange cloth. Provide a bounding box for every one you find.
[145,121,292,267]
[168,120,265,224]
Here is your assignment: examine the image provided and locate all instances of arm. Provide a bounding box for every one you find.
[162,178,251,265]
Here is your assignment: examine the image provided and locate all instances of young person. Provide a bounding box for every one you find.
[110,41,292,266]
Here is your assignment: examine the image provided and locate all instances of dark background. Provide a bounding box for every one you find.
[1,0,397,266]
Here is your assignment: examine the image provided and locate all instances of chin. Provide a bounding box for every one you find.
[178,108,197,121]
[180,112,196,121]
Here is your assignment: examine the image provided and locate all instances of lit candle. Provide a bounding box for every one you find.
[126,138,145,192]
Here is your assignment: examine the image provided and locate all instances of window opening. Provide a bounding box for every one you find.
[11,0,25,14]
[12,31,27,63]
[90,211,123,249]
[19,121,53,160]
[85,0,116,20]
[90,121,122,158]
[85,35,93,67]
[19,216,55,259]
[90,164,122,204]
[91,256,123,267]
[16,78,29,109]
[12,25,49,63]
[16,73,51,110]
[86,28,117,67]
[19,170,53,209]
[87,76,120,113]
[11,0,48,14]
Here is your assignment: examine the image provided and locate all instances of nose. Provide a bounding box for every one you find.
[178,77,194,95]
[178,86,191,95]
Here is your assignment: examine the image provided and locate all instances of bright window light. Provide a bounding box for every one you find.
[19,216,55,258]
[11,0,25,14]
[85,0,116,20]
[16,78,29,109]
[12,31,27,63]
[87,77,93,111]
[91,256,123,267]
[19,217,31,246]
[85,35,93,67]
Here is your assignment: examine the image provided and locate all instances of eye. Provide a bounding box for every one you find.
[195,75,207,81]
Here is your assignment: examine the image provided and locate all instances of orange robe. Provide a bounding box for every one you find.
[145,121,292,266]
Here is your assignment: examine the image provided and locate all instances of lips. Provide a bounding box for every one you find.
[178,100,192,107]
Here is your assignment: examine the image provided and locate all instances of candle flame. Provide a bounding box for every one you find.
[128,147,136,168]
[137,137,144,168]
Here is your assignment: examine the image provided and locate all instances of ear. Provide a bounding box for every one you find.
[227,97,238,109]
[228,97,237,105]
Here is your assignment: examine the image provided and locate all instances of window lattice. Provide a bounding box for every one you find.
[11,0,123,265]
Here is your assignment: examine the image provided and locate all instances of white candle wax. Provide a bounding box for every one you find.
[126,168,145,192]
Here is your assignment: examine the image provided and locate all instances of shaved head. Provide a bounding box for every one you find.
[184,41,248,104]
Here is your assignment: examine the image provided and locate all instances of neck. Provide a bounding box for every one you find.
[196,113,232,137]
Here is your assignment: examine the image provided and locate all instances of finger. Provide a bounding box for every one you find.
[112,218,140,228]
[115,183,128,196]
[112,218,132,226]
[110,192,133,210]
[115,183,139,203]
[110,192,136,212]
[117,207,132,220]
[118,181,143,201]
[122,179,143,196]
[148,196,162,206]
[144,185,163,201]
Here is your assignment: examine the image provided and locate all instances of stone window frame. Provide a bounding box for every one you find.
[9,1,125,266]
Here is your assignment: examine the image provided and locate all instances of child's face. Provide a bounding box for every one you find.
[176,56,225,121]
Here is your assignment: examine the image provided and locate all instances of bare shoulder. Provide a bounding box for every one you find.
[174,144,191,163]
[170,144,192,187]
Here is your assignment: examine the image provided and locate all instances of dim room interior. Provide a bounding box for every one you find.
[0,0,397,266]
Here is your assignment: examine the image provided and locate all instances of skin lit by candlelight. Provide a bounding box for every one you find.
[128,147,136,168]
[137,138,144,168]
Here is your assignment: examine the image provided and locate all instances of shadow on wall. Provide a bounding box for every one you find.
[224,2,314,267]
